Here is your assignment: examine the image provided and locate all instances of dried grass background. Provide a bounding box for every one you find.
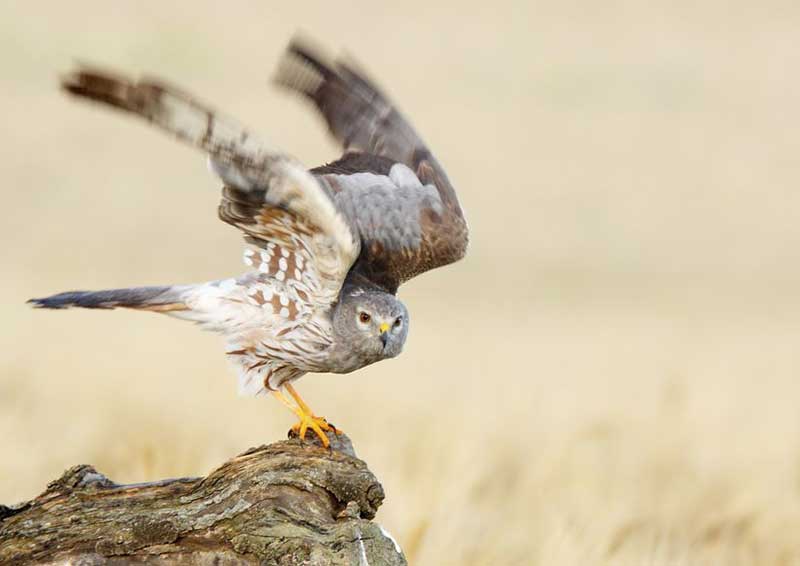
[2,2,800,564]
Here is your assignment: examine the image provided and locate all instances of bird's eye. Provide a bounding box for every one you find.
[359,312,371,324]
[394,316,403,328]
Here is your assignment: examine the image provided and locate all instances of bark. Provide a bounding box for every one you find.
[0,431,406,565]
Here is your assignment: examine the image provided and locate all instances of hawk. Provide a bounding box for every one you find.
[29,40,469,447]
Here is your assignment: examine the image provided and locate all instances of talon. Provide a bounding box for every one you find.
[273,386,343,449]
[291,413,335,447]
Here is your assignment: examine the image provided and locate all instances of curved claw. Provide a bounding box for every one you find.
[272,387,342,449]
[291,414,341,448]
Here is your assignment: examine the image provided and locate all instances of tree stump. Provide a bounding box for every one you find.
[0,431,406,565]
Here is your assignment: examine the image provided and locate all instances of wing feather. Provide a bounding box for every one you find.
[61,65,359,307]
[275,41,468,292]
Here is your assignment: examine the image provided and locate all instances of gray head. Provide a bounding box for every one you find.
[329,287,409,373]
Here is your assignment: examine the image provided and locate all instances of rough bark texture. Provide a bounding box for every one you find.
[0,431,406,565]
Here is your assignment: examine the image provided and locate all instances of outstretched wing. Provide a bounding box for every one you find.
[61,66,359,309]
[274,40,469,293]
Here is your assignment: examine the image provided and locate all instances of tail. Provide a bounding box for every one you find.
[28,286,189,313]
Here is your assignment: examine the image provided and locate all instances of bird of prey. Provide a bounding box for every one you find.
[29,40,469,447]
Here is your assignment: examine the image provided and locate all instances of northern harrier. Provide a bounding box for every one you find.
[29,40,469,447]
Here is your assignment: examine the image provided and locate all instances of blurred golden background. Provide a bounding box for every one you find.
[2,2,800,564]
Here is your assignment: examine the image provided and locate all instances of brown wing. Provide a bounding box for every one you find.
[274,40,469,293]
[61,64,359,308]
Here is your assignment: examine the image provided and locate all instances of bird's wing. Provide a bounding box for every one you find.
[61,65,359,310]
[274,40,469,293]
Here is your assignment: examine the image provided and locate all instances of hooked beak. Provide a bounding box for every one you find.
[379,322,390,348]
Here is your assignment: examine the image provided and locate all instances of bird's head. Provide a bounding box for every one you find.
[332,288,409,370]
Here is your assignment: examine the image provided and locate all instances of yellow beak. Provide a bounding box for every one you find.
[379,322,390,334]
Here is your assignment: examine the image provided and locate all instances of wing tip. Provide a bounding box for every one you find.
[59,65,140,113]
[273,36,336,98]
[285,35,334,75]
[58,63,178,118]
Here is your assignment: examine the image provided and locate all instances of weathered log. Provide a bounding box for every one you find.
[0,431,406,565]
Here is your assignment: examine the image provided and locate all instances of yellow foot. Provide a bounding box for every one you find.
[271,385,343,449]
[290,414,340,448]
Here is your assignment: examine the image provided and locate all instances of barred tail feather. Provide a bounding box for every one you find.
[27,286,188,312]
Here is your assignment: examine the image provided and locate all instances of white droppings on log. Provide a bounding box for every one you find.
[355,525,370,566]
[380,525,403,554]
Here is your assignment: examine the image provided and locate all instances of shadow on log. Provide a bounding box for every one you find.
[0,431,406,565]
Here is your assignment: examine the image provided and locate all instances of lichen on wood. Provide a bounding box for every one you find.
[0,431,406,565]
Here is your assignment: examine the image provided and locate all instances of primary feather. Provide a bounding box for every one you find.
[276,40,469,293]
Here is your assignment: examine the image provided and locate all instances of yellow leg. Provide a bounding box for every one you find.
[284,383,313,414]
[271,388,340,448]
